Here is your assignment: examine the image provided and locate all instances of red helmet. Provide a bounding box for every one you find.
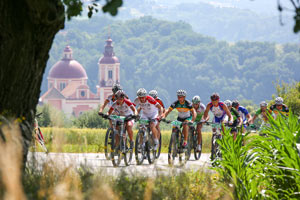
[210,93,220,101]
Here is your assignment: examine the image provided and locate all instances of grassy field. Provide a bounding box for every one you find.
[37,127,213,153]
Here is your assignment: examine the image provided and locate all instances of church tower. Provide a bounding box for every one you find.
[97,37,120,104]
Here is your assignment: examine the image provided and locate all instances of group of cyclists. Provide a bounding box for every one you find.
[98,83,290,158]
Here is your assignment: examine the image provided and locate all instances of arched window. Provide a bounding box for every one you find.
[108,70,113,79]
[60,83,66,91]
[80,91,85,97]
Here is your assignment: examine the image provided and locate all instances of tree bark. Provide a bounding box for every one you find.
[0,0,65,164]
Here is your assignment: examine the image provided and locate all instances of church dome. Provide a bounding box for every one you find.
[49,46,88,79]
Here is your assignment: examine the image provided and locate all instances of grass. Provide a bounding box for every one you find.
[37,127,213,153]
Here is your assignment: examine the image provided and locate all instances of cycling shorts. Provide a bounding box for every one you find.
[177,116,192,122]
[141,112,158,125]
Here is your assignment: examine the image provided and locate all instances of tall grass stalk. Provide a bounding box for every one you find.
[215,114,300,199]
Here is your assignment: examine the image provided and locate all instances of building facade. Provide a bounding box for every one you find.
[40,37,120,116]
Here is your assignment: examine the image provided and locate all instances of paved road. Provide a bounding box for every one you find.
[28,152,213,176]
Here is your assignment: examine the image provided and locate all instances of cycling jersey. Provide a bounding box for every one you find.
[106,94,116,107]
[155,97,165,108]
[194,103,206,122]
[169,100,193,119]
[109,99,134,116]
[134,96,159,117]
[255,108,272,122]
[237,106,249,124]
[270,104,289,118]
[208,102,226,123]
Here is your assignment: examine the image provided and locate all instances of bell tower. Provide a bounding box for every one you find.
[97,37,120,104]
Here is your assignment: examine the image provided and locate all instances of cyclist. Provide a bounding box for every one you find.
[232,100,252,133]
[224,100,243,140]
[162,89,196,148]
[269,97,289,119]
[149,89,165,145]
[134,88,163,150]
[250,101,273,131]
[202,93,233,132]
[191,95,206,152]
[107,90,138,149]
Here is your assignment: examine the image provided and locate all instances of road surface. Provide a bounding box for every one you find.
[27,152,213,176]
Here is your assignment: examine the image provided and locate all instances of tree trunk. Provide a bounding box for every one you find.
[0,0,65,164]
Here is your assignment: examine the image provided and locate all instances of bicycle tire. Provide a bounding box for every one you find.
[146,131,155,164]
[123,134,133,166]
[104,128,113,160]
[179,131,189,166]
[135,130,145,165]
[187,129,193,160]
[155,133,162,159]
[211,133,217,161]
[194,133,202,160]
[111,131,121,167]
[168,131,177,166]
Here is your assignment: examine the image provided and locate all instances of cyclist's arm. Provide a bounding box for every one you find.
[130,105,138,115]
[137,107,142,114]
[108,107,114,115]
[162,107,172,119]
[202,104,210,121]
[250,114,257,124]
[155,103,163,117]
[246,113,252,123]
[191,108,197,122]
[99,99,110,113]
[238,116,243,126]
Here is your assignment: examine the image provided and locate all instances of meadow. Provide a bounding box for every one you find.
[38,127,213,153]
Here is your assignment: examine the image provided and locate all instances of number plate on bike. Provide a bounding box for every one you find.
[171,121,182,126]
[139,119,149,124]
[110,115,126,121]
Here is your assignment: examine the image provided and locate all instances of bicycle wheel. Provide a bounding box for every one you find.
[179,132,189,166]
[168,131,178,166]
[104,128,113,160]
[211,133,218,161]
[123,134,133,166]
[111,131,121,167]
[187,129,194,160]
[37,128,48,152]
[135,130,145,165]
[194,133,202,160]
[155,133,162,159]
[146,131,156,164]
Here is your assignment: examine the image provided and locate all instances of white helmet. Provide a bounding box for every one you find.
[192,96,201,104]
[177,89,186,97]
[149,90,158,99]
[137,88,147,97]
[275,97,283,105]
[224,100,232,107]
[260,101,268,107]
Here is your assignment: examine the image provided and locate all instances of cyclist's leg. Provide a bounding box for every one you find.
[182,116,192,143]
[126,120,134,142]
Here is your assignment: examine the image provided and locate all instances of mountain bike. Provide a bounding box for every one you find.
[104,126,113,160]
[187,121,202,160]
[34,113,48,153]
[135,119,159,165]
[99,113,137,167]
[162,119,193,166]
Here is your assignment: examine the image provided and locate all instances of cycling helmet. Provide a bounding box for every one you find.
[177,89,186,97]
[210,93,220,101]
[275,97,284,105]
[115,90,125,99]
[260,101,268,107]
[112,83,122,94]
[224,100,232,107]
[192,95,201,104]
[149,90,158,99]
[232,100,239,108]
[137,88,147,97]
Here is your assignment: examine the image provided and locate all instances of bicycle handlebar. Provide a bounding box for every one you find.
[99,113,139,121]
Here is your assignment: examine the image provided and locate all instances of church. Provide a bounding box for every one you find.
[40,37,120,116]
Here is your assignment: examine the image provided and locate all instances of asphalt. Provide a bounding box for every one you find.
[27,152,213,176]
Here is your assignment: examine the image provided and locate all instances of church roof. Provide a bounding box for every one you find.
[41,87,65,100]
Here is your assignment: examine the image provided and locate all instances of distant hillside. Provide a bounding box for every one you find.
[42,17,300,106]
[114,0,299,43]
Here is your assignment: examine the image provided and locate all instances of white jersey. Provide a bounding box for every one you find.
[110,99,134,116]
[195,103,206,114]
[134,96,159,116]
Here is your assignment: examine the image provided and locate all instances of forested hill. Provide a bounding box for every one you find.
[42,16,300,106]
